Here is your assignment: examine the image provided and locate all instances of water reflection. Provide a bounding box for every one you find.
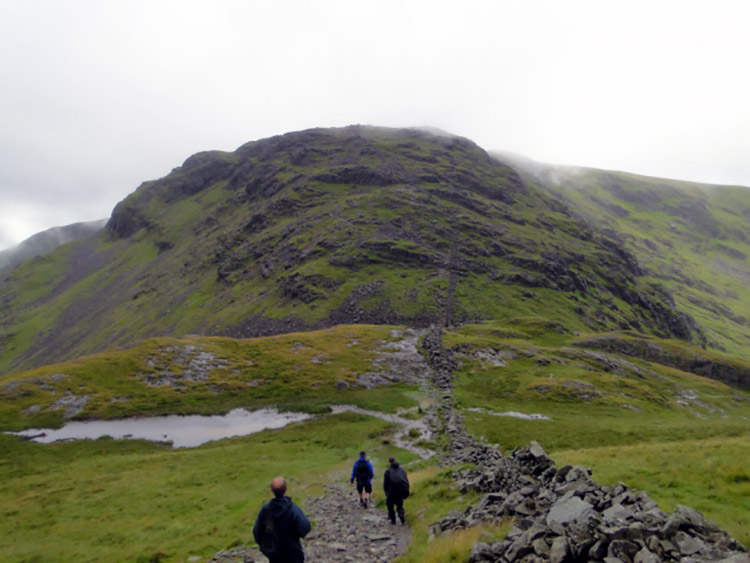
[11,408,312,448]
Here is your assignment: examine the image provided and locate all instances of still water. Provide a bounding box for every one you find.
[11,408,312,448]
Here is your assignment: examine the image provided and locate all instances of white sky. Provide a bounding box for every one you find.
[1,0,749,250]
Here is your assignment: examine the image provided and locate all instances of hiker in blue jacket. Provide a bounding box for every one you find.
[253,476,311,562]
[349,450,375,508]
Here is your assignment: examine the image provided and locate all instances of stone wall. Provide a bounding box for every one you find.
[421,327,749,563]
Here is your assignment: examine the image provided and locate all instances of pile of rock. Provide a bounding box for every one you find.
[436,443,747,562]
[421,327,748,562]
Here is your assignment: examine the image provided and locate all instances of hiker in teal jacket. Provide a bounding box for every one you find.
[349,450,375,507]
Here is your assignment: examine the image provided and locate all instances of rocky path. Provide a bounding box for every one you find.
[211,479,409,563]
[215,325,750,562]
[330,404,435,459]
[304,481,410,562]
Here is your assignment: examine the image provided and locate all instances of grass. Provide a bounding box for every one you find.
[0,412,409,562]
[553,436,750,545]
[0,325,416,431]
[3,318,750,559]
[447,321,750,547]
[400,519,512,563]
[392,466,511,563]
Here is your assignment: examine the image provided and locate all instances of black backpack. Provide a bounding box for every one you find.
[391,467,410,498]
[355,458,370,481]
[258,508,279,556]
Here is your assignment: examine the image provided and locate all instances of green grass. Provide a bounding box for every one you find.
[447,321,750,547]
[553,436,750,545]
[0,412,408,562]
[0,325,418,430]
[392,465,510,563]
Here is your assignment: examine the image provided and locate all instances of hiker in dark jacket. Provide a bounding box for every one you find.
[383,455,410,525]
[253,476,311,563]
[349,450,375,507]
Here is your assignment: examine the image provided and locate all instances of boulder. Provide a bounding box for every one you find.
[546,497,595,527]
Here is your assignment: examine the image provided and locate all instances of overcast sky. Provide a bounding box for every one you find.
[1,0,749,250]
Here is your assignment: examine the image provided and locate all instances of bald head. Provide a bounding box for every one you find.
[271,476,287,498]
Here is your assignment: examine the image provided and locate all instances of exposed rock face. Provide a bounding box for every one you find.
[421,327,749,563]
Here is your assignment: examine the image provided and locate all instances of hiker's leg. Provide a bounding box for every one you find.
[386,496,396,523]
[396,498,405,523]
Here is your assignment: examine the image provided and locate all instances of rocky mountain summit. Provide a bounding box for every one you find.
[0,126,711,374]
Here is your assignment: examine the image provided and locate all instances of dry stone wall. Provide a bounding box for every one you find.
[421,327,749,563]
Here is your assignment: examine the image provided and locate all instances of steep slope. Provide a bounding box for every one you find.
[0,219,106,272]
[1,126,695,374]
[498,152,750,359]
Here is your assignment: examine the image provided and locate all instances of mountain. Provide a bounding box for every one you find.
[0,219,107,272]
[0,126,743,374]
[3,127,750,560]
[497,152,750,360]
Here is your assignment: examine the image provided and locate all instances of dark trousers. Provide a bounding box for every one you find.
[267,552,304,563]
[386,495,405,523]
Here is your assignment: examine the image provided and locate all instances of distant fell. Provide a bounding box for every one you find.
[0,126,734,374]
[498,151,750,360]
[0,219,106,272]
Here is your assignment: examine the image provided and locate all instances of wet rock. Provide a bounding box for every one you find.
[608,539,640,562]
[675,531,707,556]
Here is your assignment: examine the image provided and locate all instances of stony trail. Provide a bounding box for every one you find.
[330,404,436,459]
[211,479,410,563]
[213,326,750,562]
[210,329,433,562]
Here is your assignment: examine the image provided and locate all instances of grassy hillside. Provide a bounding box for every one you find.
[2,322,749,560]
[445,319,750,544]
[0,325,418,431]
[500,154,750,360]
[0,220,106,272]
[0,414,411,562]
[3,128,750,559]
[0,325,432,561]
[1,127,698,374]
